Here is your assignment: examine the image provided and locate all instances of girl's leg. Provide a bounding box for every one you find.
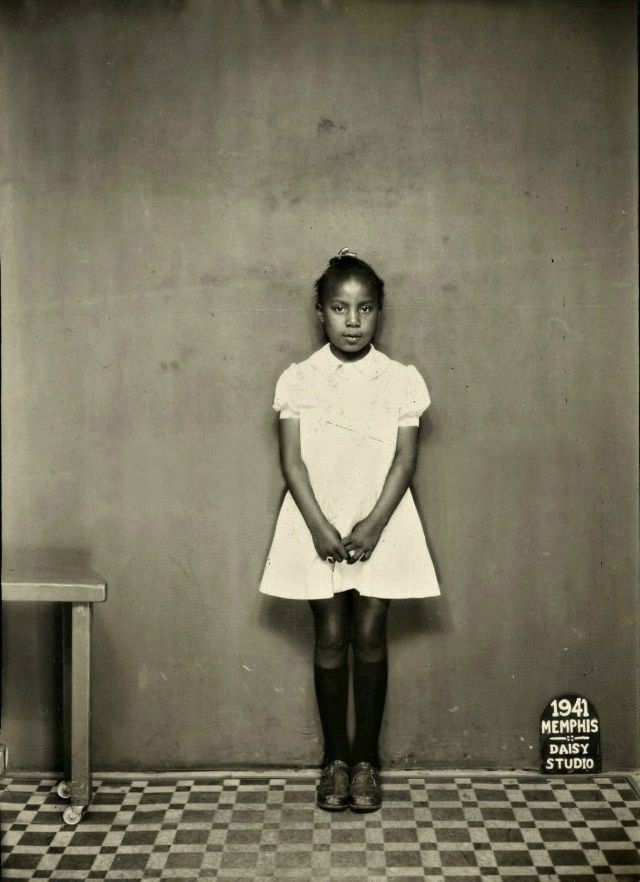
[308,591,352,765]
[351,594,390,767]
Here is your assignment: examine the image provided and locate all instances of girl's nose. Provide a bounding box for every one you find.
[346,310,360,327]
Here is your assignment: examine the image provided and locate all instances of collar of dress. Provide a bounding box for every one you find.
[309,342,389,380]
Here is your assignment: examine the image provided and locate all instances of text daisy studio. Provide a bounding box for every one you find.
[539,694,601,773]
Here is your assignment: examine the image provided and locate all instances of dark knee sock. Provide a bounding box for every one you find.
[352,657,388,766]
[314,662,350,765]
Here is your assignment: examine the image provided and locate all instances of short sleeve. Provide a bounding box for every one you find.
[398,365,431,427]
[273,364,301,419]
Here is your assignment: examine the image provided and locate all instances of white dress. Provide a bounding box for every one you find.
[259,344,441,600]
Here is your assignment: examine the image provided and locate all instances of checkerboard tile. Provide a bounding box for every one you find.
[2,774,639,880]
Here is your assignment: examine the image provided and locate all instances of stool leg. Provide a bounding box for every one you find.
[59,605,71,799]
[69,602,92,810]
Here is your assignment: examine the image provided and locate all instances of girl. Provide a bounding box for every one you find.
[259,249,440,812]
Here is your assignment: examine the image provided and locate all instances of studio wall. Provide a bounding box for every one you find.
[1,0,637,770]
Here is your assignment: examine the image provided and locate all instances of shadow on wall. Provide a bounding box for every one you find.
[258,598,315,658]
[3,546,94,571]
[411,410,440,568]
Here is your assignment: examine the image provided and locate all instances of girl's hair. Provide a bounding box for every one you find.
[314,250,385,308]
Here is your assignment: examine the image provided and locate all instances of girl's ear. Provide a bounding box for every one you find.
[315,301,324,321]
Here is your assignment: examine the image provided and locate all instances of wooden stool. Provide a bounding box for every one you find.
[2,566,107,825]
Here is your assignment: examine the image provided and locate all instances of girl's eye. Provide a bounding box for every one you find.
[332,305,345,313]
[360,304,372,313]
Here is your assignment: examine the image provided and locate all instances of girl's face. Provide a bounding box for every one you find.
[316,277,380,362]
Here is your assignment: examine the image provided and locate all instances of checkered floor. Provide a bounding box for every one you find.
[2,773,640,881]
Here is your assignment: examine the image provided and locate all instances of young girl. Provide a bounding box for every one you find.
[259,250,440,812]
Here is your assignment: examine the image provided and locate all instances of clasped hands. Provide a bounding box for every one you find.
[312,517,383,565]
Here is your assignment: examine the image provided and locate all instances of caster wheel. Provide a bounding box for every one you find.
[57,781,71,800]
[62,805,84,826]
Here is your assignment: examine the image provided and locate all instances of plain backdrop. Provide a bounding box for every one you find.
[0,0,637,770]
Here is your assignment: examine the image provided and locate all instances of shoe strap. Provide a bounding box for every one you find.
[353,763,378,778]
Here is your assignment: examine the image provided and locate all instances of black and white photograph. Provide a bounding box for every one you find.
[1,1,638,879]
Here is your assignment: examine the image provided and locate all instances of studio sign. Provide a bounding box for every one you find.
[540,694,601,773]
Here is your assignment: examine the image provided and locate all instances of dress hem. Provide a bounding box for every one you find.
[259,586,441,601]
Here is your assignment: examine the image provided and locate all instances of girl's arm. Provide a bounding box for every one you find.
[279,418,349,563]
[343,426,419,563]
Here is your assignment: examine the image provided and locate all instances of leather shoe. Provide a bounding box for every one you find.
[316,759,350,811]
[349,761,382,812]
